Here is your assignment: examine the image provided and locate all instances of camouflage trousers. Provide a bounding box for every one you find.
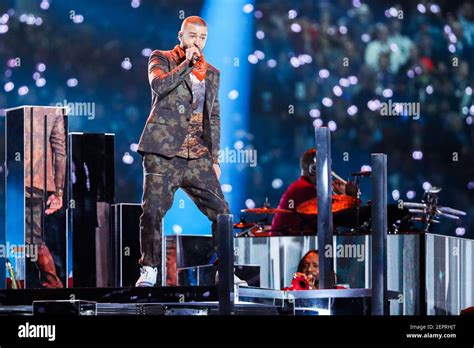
[139,152,230,268]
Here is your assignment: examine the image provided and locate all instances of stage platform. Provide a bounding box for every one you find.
[0,286,217,306]
[0,286,389,316]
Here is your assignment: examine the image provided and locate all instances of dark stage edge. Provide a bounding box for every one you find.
[0,286,217,306]
[0,302,280,316]
[0,286,280,315]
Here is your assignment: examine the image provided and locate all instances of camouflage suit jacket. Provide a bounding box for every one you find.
[138,46,222,164]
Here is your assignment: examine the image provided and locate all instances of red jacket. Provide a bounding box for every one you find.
[271,176,317,235]
[271,176,347,235]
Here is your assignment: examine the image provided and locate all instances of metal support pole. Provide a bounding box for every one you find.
[66,131,73,288]
[419,233,426,315]
[42,115,47,242]
[29,108,34,245]
[217,214,234,315]
[371,153,388,315]
[315,127,335,289]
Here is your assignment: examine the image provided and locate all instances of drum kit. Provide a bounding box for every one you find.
[234,170,466,237]
[234,198,291,237]
[402,186,466,232]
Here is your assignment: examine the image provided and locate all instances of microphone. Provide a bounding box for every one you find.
[192,52,201,62]
[192,44,201,63]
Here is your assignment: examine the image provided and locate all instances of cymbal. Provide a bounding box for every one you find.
[241,206,292,214]
[247,225,284,237]
[233,221,257,229]
[296,195,359,215]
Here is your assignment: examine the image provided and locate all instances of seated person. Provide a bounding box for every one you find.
[284,250,345,290]
[289,249,321,290]
[271,148,357,235]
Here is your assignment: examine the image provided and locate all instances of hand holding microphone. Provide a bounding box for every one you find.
[185,44,201,65]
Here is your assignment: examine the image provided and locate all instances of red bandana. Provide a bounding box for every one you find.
[174,45,207,81]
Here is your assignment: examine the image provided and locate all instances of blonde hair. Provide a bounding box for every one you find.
[181,16,207,31]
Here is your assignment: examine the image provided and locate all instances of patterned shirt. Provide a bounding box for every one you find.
[176,73,210,159]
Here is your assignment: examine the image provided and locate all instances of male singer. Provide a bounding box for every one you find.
[135,16,230,286]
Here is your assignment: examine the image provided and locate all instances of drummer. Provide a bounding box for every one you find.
[271,148,358,235]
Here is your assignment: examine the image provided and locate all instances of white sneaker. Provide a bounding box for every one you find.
[215,271,249,287]
[135,266,158,287]
[234,274,248,287]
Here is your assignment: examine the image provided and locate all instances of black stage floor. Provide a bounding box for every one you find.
[0,286,283,315]
[0,286,217,306]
